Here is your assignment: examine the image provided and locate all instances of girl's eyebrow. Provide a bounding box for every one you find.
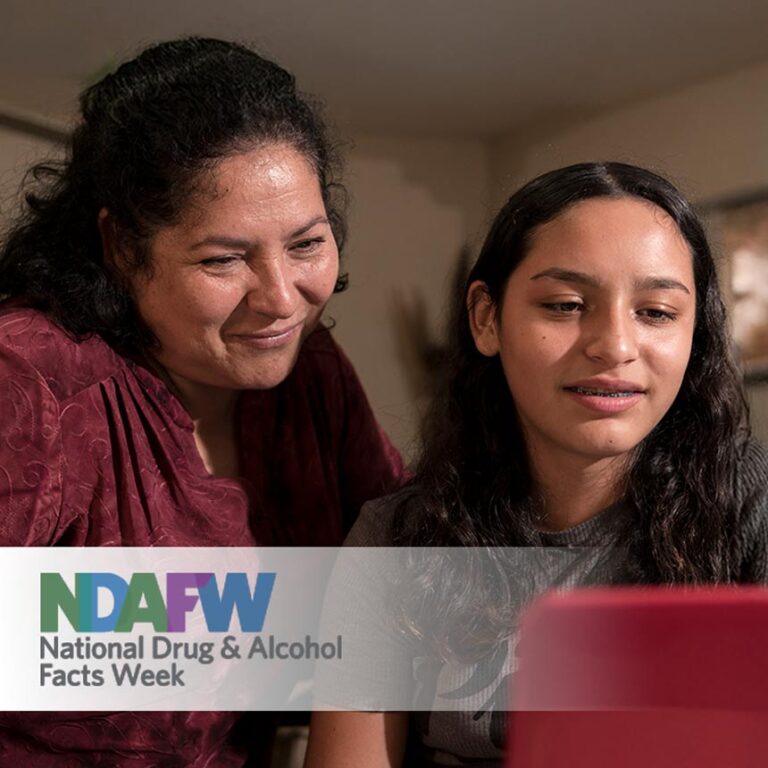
[634,276,691,294]
[530,268,600,287]
[531,268,691,295]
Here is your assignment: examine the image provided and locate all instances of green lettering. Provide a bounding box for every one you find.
[40,573,82,632]
[116,573,168,632]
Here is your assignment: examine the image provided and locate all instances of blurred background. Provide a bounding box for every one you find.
[2,0,768,456]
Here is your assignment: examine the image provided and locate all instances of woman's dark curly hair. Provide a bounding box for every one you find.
[394,162,749,591]
[0,37,347,352]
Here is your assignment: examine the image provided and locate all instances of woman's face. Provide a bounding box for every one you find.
[126,143,339,392]
[469,197,696,468]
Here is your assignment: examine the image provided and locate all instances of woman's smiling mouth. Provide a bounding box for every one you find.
[228,322,303,349]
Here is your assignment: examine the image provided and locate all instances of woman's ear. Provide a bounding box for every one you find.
[97,208,119,268]
[97,208,131,276]
[467,280,500,357]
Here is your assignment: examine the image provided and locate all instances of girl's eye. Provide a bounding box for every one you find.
[638,308,677,323]
[541,301,584,314]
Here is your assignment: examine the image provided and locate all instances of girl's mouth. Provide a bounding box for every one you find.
[565,386,643,398]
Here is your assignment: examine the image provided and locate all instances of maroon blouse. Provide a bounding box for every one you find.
[0,307,406,765]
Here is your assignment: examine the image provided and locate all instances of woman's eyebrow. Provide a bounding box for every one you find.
[190,236,251,250]
[289,215,329,238]
[530,268,600,287]
[188,216,330,251]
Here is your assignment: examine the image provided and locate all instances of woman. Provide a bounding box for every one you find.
[0,38,404,765]
[305,162,768,766]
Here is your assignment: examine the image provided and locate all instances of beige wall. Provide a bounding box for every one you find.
[490,59,768,207]
[329,135,491,458]
[0,124,61,222]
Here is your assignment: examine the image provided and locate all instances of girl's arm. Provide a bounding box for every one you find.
[304,711,409,768]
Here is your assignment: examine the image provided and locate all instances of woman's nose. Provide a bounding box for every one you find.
[583,308,639,367]
[245,259,299,319]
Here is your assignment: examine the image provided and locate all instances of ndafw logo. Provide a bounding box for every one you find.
[40,572,276,633]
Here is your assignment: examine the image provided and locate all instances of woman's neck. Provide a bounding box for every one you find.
[145,357,240,477]
[168,375,239,426]
[176,378,240,478]
[528,446,629,532]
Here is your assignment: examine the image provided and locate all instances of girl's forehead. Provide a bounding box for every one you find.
[517,198,693,282]
[534,197,680,241]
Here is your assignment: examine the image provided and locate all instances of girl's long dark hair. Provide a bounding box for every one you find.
[394,162,749,592]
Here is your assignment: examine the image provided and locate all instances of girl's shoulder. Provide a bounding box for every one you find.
[733,439,768,582]
[736,439,768,506]
[345,486,420,547]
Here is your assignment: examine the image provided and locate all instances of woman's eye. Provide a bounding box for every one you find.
[290,237,324,255]
[541,301,584,314]
[200,255,240,267]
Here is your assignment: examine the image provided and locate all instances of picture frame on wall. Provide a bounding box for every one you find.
[706,190,768,442]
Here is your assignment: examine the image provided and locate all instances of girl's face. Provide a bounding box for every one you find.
[469,197,696,469]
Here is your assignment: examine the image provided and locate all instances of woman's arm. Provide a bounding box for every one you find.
[305,711,409,768]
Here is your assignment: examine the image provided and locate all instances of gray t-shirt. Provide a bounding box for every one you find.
[319,497,629,767]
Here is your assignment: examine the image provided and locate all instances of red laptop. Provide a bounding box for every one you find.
[508,587,768,768]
